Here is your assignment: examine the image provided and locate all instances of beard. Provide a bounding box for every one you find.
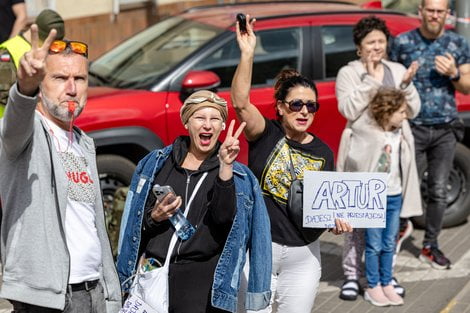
[423,19,445,37]
[40,89,85,123]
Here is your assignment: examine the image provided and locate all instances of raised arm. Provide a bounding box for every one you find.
[218,120,246,181]
[452,63,470,94]
[9,2,27,39]
[17,25,56,96]
[336,63,381,122]
[400,61,421,118]
[435,53,470,95]
[231,15,265,142]
[1,25,56,159]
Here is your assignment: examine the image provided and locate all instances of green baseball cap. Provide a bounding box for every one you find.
[35,9,65,41]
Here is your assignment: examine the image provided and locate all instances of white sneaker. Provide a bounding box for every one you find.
[396,219,413,253]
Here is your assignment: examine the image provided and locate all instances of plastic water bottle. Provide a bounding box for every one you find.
[152,184,196,241]
[169,210,195,241]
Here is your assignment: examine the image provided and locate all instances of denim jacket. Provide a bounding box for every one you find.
[117,145,272,312]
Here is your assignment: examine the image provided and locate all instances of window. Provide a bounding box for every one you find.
[25,0,54,17]
[193,27,301,89]
[119,0,148,5]
[321,26,356,78]
[90,17,223,89]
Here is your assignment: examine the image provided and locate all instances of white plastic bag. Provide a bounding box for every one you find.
[120,265,169,313]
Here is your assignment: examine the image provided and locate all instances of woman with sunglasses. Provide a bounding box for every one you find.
[335,15,422,306]
[232,16,352,313]
[117,90,272,312]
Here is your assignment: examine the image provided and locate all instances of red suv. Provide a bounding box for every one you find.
[78,1,470,228]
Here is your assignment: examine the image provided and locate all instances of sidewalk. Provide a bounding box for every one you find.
[313,219,470,313]
[0,220,469,313]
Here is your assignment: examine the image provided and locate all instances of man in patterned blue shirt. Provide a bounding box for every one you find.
[390,0,470,270]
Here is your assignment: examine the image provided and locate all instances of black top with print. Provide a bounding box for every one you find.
[249,118,334,246]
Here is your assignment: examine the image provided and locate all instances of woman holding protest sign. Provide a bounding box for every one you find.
[231,14,352,313]
[335,15,422,307]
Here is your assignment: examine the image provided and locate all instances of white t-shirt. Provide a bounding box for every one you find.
[42,114,102,284]
[385,129,402,196]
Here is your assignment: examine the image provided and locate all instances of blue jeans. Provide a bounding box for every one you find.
[411,125,456,248]
[365,195,402,288]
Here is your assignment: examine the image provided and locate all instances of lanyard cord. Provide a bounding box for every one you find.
[163,172,208,267]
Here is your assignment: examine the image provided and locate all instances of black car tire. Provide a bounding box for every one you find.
[412,143,470,228]
[97,154,135,197]
[97,154,136,256]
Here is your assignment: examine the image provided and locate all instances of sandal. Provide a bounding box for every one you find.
[339,279,361,301]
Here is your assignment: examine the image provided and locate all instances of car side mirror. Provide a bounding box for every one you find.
[181,70,221,97]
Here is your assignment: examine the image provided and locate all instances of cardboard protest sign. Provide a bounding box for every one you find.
[303,171,388,228]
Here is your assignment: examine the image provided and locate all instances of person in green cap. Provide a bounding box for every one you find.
[0,8,64,115]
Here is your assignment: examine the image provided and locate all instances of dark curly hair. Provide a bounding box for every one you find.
[353,15,390,46]
[273,69,318,118]
[370,87,407,129]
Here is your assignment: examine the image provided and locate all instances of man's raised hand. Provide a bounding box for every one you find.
[17,24,56,96]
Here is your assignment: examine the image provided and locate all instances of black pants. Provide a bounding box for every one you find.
[411,124,456,248]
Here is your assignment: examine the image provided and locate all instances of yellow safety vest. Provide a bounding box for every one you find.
[0,35,31,69]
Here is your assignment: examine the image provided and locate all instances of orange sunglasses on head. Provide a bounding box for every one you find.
[49,40,88,58]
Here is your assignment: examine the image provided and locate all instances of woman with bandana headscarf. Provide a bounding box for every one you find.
[117,90,272,313]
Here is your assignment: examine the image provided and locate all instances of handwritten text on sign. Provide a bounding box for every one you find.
[303,171,388,228]
[120,294,157,313]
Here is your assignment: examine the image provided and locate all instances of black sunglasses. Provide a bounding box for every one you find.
[283,99,320,113]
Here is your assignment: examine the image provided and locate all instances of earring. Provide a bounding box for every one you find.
[222,123,226,130]
[356,49,362,57]
[184,125,188,129]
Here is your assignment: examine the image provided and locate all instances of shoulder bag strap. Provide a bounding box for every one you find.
[286,145,297,181]
[162,171,209,267]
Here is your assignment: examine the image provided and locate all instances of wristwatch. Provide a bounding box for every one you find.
[399,82,409,90]
[450,69,461,81]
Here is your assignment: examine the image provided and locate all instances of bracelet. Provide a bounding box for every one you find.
[399,82,409,90]
[450,68,461,81]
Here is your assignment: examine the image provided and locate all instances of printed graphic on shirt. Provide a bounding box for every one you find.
[390,30,470,124]
[261,138,325,204]
[376,144,392,173]
[59,151,95,203]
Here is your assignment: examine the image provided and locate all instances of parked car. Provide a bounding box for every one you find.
[78,1,470,237]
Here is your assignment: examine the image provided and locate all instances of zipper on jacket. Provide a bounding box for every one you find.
[44,126,72,297]
[175,171,193,263]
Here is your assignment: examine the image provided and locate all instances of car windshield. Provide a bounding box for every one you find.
[89,16,224,89]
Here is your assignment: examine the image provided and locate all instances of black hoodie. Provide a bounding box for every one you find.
[142,136,236,264]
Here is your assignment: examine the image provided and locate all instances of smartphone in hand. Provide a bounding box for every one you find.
[152,184,176,204]
[237,13,247,33]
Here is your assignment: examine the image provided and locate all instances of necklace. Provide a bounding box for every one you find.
[38,111,75,153]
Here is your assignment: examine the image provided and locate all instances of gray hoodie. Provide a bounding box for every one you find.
[0,84,121,311]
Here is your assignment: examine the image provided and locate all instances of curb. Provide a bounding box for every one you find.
[440,278,470,313]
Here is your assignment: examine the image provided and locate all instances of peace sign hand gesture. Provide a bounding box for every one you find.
[218,120,246,181]
[17,24,57,96]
